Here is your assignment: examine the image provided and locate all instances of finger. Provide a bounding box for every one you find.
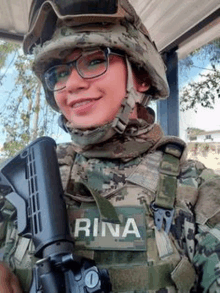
[0,281,15,293]
[0,263,13,293]
[0,262,22,293]
[11,273,23,293]
[0,262,11,282]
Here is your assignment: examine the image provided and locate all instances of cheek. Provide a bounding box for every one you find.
[54,92,65,108]
[105,61,127,99]
[54,92,71,118]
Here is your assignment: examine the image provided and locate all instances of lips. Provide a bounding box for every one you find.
[68,98,101,108]
[67,97,102,115]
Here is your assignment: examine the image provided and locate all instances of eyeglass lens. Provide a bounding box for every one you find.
[44,49,108,91]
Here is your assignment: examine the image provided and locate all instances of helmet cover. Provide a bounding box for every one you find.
[24,0,169,111]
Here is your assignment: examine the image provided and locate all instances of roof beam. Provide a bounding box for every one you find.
[0,30,24,43]
[161,8,220,55]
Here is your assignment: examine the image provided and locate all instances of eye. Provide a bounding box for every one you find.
[88,58,106,67]
[56,67,69,80]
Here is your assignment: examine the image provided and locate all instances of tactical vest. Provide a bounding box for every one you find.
[64,142,197,292]
[0,141,198,292]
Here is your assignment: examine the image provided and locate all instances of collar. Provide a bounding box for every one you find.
[59,106,163,161]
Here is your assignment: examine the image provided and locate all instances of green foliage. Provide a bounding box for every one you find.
[187,127,204,139]
[180,64,220,112]
[0,41,59,158]
[0,41,20,86]
[0,41,20,69]
[187,127,204,135]
[179,38,220,112]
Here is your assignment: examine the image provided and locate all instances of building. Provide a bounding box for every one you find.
[189,130,220,143]
[187,130,220,155]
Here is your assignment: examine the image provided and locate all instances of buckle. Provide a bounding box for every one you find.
[151,203,174,234]
[112,98,133,134]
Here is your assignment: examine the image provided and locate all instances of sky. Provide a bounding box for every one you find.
[0,43,219,147]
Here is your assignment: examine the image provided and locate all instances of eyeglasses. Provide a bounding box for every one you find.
[43,48,123,92]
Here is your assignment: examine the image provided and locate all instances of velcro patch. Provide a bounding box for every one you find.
[68,206,147,251]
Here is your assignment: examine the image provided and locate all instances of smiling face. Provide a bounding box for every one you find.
[54,49,149,129]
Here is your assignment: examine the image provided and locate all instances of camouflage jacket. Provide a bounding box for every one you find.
[1,123,220,292]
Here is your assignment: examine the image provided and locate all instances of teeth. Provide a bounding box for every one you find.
[73,100,93,108]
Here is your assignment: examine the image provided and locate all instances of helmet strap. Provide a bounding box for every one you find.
[112,57,149,134]
[58,57,152,147]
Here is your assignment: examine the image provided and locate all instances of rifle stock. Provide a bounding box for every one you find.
[0,137,111,293]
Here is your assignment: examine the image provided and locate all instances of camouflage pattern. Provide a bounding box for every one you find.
[2,0,220,291]
[60,120,220,292]
[24,0,170,149]
[24,0,169,112]
[33,22,168,111]
[1,116,220,291]
[61,123,196,292]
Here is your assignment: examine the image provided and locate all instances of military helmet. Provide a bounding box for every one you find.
[23,0,169,112]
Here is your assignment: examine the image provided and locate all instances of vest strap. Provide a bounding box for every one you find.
[74,182,120,224]
[153,144,183,233]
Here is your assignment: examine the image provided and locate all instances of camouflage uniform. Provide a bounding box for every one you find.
[1,107,220,292]
[1,1,220,292]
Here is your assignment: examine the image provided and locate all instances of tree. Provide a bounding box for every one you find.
[179,38,220,112]
[186,127,204,141]
[180,64,220,112]
[0,41,20,85]
[0,41,60,157]
[187,127,204,136]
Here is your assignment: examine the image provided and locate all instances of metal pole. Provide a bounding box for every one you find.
[157,49,179,136]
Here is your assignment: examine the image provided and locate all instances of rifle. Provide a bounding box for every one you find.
[0,137,111,293]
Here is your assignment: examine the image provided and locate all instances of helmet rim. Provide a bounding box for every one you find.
[32,23,169,111]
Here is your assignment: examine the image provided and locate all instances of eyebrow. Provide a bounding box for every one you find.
[65,49,83,62]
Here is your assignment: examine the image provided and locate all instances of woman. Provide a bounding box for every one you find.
[1,0,220,292]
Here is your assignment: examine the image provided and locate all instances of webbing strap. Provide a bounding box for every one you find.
[155,173,177,209]
[154,144,182,210]
[152,144,183,233]
[74,182,120,224]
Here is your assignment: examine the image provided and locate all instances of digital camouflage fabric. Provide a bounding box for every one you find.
[1,109,220,292]
[57,127,220,293]
[28,0,169,112]
[33,23,168,111]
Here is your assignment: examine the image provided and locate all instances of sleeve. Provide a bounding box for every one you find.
[56,142,76,191]
[193,165,220,292]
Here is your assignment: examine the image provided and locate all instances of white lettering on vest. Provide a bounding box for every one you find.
[101,222,120,237]
[122,218,141,238]
[93,218,99,237]
[74,218,91,237]
[74,218,141,238]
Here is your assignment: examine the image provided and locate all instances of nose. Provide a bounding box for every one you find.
[65,68,90,93]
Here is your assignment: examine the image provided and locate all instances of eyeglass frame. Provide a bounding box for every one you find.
[43,47,124,92]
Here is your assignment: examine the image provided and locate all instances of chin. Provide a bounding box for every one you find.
[71,119,112,130]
